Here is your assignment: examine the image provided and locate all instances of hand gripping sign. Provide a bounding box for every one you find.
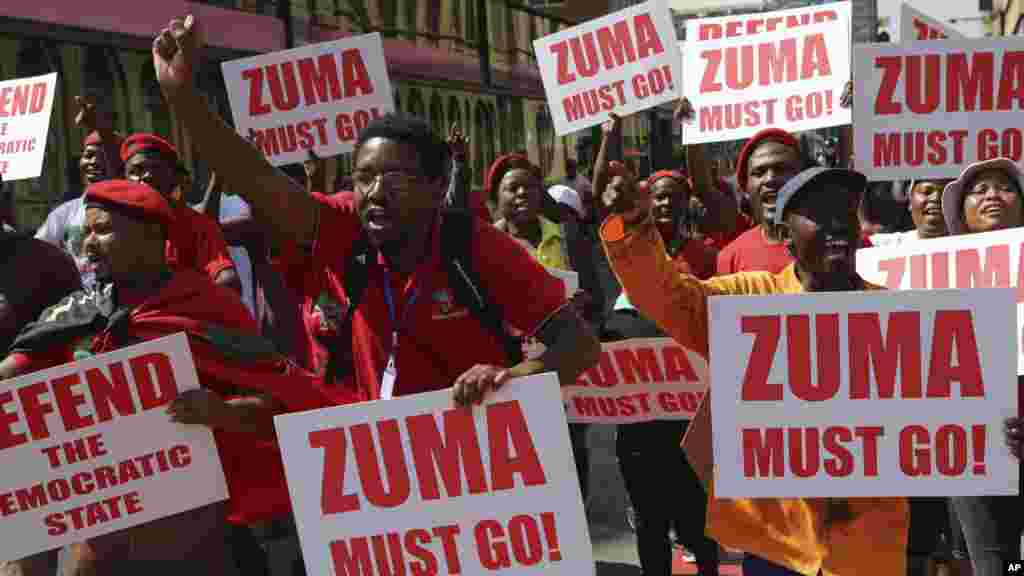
[222,33,395,166]
[857,228,1024,375]
[533,0,681,136]
[900,3,964,42]
[565,338,708,424]
[274,374,593,576]
[709,290,1018,498]
[854,37,1024,181]
[0,333,228,561]
[0,73,57,181]
[681,2,851,144]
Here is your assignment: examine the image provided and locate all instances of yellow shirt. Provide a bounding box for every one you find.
[600,214,908,576]
[501,216,569,271]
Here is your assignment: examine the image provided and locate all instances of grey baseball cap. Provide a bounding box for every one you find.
[773,167,868,226]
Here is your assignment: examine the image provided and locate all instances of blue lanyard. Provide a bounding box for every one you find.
[381,279,421,346]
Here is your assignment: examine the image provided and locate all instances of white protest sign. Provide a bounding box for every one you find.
[533,0,681,136]
[710,290,1018,498]
[857,228,1024,374]
[0,333,228,561]
[681,2,851,144]
[565,338,707,424]
[275,374,593,575]
[901,3,964,42]
[222,33,395,166]
[853,37,1024,181]
[0,73,57,181]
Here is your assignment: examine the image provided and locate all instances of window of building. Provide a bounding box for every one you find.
[430,92,445,137]
[448,96,461,132]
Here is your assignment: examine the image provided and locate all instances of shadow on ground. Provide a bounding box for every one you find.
[596,561,643,575]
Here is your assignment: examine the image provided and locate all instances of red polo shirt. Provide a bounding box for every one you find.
[282,193,567,401]
[716,225,793,275]
[166,203,236,282]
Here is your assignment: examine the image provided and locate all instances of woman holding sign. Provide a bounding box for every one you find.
[942,158,1024,576]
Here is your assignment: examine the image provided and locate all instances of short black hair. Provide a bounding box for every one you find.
[354,113,448,180]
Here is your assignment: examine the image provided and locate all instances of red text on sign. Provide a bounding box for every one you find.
[310,400,546,514]
[475,512,563,569]
[0,82,48,117]
[551,13,664,86]
[575,343,698,388]
[698,10,838,40]
[740,311,984,402]
[330,524,462,576]
[913,19,948,40]
[0,352,179,451]
[242,49,374,116]
[44,491,144,536]
[900,424,988,477]
[874,51,1024,116]
[40,433,107,469]
[699,33,831,93]
[743,426,884,478]
[700,90,834,133]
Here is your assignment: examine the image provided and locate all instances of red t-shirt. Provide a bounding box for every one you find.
[165,203,236,282]
[283,193,567,400]
[716,225,793,275]
[672,238,718,280]
[715,226,875,276]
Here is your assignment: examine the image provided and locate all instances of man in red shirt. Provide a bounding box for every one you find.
[647,169,717,279]
[119,133,240,294]
[0,180,336,575]
[154,14,600,405]
[716,128,805,274]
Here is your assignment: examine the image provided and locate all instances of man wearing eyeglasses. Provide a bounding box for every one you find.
[153,14,601,407]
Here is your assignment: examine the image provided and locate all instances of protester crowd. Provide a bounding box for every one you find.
[0,10,1023,576]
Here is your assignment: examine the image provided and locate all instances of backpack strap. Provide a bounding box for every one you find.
[440,211,524,365]
[322,232,374,384]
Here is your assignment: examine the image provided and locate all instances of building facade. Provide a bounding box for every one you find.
[0,0,585,228]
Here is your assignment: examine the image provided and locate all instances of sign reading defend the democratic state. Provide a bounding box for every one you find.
[681,2,851,144]
[0,333,228,561]
[854,37,1024,181]
[709,290,1018,498]
[0,73,57,181]
[275,374,593,576]
[222,33,395,166]
[533,0,681,136]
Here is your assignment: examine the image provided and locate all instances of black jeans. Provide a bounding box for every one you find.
[951,494,1024,575]
[570,423,591,502]
[617,420,719,575]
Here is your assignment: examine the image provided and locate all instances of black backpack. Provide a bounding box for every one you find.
[323,210,525,384]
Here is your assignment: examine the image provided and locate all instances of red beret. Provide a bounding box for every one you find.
[485,154,538,197]
[735,128,801,193]
[120,133,178,164]
[84,179,175,228]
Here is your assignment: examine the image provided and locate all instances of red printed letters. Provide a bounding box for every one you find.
[310,400,546,515]
[740,311,984,402]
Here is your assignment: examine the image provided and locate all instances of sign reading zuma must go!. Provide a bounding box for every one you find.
[222,33,396,166]
[854,37,1024,180]
[709,290,1018,498]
